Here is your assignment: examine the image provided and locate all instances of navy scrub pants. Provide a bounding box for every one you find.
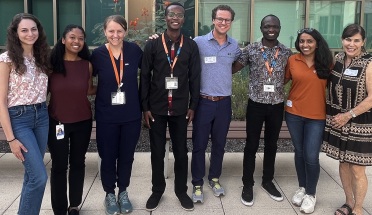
[96,119,141,194]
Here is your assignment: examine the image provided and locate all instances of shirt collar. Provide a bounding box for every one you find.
[163,30,182,43]
[207,30,233,44]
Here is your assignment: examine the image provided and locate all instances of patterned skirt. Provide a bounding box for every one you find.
[322,117,372,166]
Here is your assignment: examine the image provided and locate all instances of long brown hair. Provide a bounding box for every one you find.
[6,13,50,75]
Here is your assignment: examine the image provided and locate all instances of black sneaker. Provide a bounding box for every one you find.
[68,208,79,215]
[261,181,283,201]
[146,192,162,211]
[176,192,194,211]
[241,186,254,206]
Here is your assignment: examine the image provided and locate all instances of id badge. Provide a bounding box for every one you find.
[204,56,217,64]
[56,124,65,140]
[111,91,126,105]
[165,77,178,89]
[344,68,358,76]
[264,84,275,92]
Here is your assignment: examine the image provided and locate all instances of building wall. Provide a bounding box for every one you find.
[0,0,371,52]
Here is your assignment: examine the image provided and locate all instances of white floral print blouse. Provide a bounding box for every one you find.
[0,52,48,108]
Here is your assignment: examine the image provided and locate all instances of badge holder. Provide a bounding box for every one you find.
[263,77,275,93]
[56,123,65,140]
[165,77,178,90]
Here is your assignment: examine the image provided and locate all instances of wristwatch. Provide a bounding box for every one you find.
[349,109,356,118]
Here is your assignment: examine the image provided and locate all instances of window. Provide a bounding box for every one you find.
[30,0,54,45]
[58,0,82,38]
[0,0,24,47]
[364,1,372,50]
[310,0,361,48]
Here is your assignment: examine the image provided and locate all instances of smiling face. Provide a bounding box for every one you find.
[165,5,185,31]
[212,9,232,36]
[17,19,39,48]
[342,33,365,59]
[298,33,317,57]
[260,16,281,42]
[104,20,126,47]
[62,28,85,55]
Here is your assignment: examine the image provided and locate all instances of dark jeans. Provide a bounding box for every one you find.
[48,117,92,215]
[149,113,189,195]
[242,99,284,187]
[96,119,141,194]
[285,112,325,195]
[191,97,231,186]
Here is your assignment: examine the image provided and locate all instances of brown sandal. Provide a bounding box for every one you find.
[335,204,353,215]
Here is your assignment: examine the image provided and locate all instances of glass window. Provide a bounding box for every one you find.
[198,0,250,47]
[364,1,372,50]
[310,1,361,48]
[0,0,24,47]
[31,0,54,45]
[58,0,82,38]
[86,0,125,46]
[253,0,305,49]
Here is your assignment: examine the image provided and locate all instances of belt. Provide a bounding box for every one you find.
[200,95,227,102]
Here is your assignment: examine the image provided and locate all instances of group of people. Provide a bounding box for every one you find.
[0,2,371,215]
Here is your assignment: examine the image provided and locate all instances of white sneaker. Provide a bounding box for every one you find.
[300,194,316,214]
[292,187,305,206]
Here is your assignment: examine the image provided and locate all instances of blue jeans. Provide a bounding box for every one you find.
[9,102,49,215]
[285,112,325,195]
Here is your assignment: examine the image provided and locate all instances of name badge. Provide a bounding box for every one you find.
[111,91,126,105]
[165,77,178,89]
[56,124,65,140]
[204,56,217,64]
[264,84,275,92]
[344,68,358,76]
[286,100,293,107]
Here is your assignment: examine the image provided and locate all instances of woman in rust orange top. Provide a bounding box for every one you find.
[284,28,333,214]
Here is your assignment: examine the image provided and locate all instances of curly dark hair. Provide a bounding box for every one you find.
[6,13,50,75]
[295,28,333,79]
[50,24,90,76]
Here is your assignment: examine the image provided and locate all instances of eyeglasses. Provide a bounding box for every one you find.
[214,17,232,24]
[167,12,184,19]
[297,28,314,34]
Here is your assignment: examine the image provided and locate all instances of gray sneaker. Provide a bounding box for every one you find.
[192,186,204,203]
[208,178,225,197]
[104,193,120,215]
[118,191,133,213]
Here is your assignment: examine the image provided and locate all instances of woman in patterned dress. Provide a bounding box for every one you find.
[323,24,372,215]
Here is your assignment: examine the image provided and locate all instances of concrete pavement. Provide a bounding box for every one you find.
[0,152,371,215]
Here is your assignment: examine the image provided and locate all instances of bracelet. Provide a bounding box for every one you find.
[7,138,16,143]
[349,109,357,118]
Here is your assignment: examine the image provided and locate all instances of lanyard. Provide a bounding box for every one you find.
[162,33,183,77]
[261,47,279,76]
[107,45,124,90]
